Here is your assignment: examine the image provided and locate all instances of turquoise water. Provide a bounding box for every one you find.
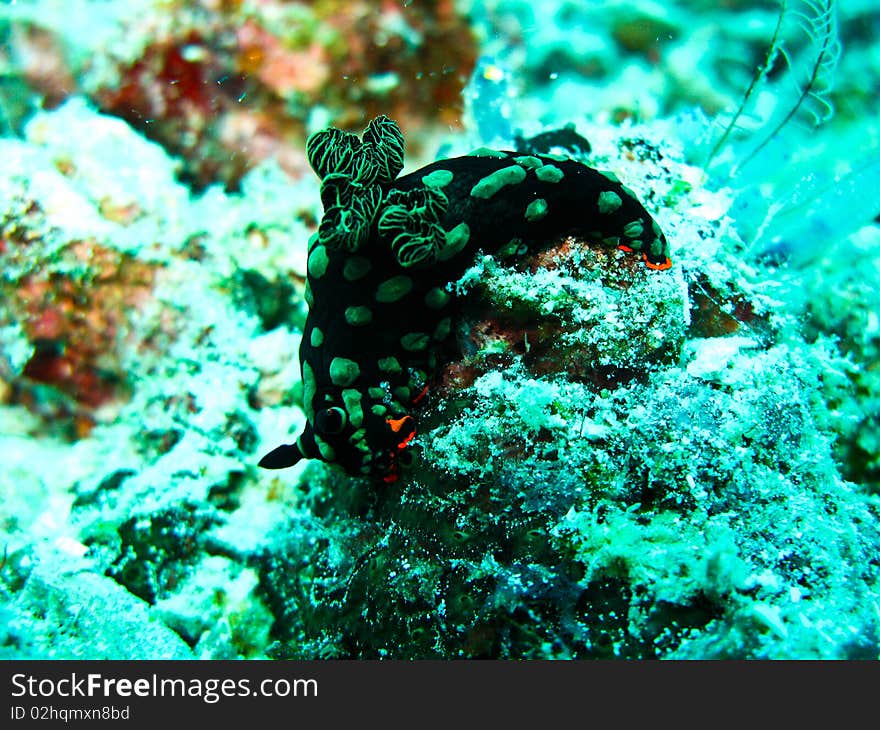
[0,0,878,659]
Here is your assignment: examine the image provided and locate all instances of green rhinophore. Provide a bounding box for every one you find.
[310,327,324,347]
[307,245,330,278]
[597,190,623,215]
[345,305,373,326]
[535,164,564,183]
[375,275,413,303]
[424,287,450,310]
[525,198,549,222]
[650,238,664,257]
[470,165,527,199]
[422,169,454,188]
[306,126,359,180]
[343,256,372,281]
[362,114,405,183]
[392,225,444,267]
[378,356,402,374]
[378,186,448,268]
[401,332,430,352]
[317,175,382,251]
[307,115,404,185]
[437,222,471,262]
[329,357,360,386]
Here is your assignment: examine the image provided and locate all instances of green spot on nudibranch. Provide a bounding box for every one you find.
[302,361,316,419]
[314,434,335,461]
[525,198,549,222]
[368,387,387,400]
[422,169,454,188]
[597,190,623,215]
[437,222,470,262]
[623,220,644,238]
[599,170,620,184]
[378,356,402,374]
[343,256,371,281]
[513,155,543,169]
[433,317,452,341]
[352,430,369,454]
[345,306,373,326]
[307,245,330,278]
[393,386,410,402]
[424,287,450,309]
[329,357,360,386]
[470,165,527,199]
[498,238,521,257]
[342,389,364,428]
[310,327,324,347]
[375,275,413,303]
[535,164,564,183]
[371,404,387,416]
[401,332,430,352]
[468,146,508,158]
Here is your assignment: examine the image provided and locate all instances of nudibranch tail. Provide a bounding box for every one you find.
[258,442,305,470]
[259,115,673,481]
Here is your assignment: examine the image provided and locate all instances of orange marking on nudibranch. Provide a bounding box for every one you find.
[617,244,634,253]
[412,384,429,405]
[387,415,417,449]
[643,253,672,271]
[387,415,412,433]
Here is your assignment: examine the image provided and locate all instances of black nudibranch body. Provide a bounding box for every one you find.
[259,116,671,482]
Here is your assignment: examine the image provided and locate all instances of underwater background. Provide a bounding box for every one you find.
[0,0,878,659]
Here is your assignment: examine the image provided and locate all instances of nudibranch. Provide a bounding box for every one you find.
[259,115,671,482]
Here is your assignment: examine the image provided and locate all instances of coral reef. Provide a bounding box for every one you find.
[4,0,478,189]
[0,98,315,658]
